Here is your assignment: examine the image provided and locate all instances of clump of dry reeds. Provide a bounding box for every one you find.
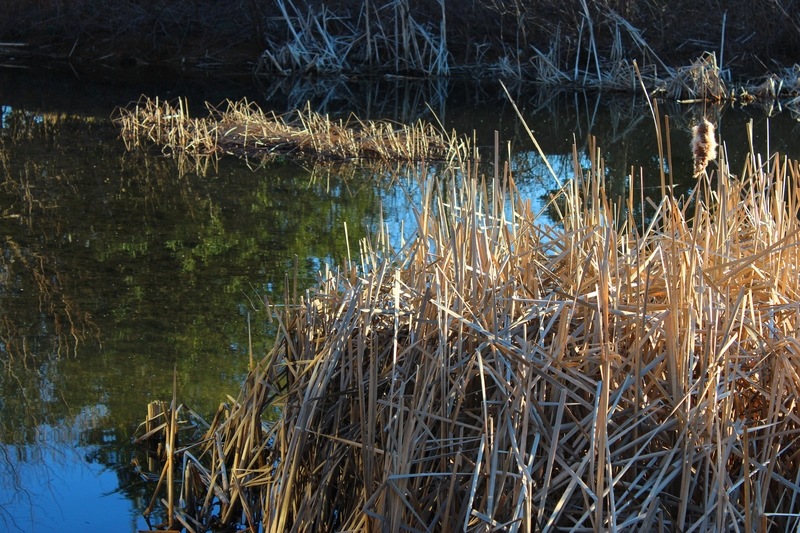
[139,124,800,531]
[664,52,729,102]
[691,117,718,175]
[112,96,468,166]
[258,0,450,77]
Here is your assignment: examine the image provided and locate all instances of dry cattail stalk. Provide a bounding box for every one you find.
[691,117,718,176]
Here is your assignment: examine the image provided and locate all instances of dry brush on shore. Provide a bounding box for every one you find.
[4,1,800,103]
[139,120,800,531]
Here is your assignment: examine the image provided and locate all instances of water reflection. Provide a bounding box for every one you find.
[1,68,800,531]
[0,99,380,531]
[1,407,141,530]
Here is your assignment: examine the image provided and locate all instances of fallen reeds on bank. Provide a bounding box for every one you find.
[113,96,468,166]
[139,122,800,530]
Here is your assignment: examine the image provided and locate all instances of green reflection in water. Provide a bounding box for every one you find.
[0,108,380,529]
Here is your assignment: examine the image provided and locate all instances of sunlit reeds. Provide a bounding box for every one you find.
[113,96,469,168]
[139,123,800,531]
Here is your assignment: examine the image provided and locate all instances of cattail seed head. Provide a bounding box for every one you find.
[691,118,718,176]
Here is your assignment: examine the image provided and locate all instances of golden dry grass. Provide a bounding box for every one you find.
[112,96,468,168]
[139,122,800,531]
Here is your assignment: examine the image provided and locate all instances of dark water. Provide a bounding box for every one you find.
[1,67,799,532]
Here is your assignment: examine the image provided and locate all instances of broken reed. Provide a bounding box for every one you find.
[139,129,800,530]
[112,96,468,166]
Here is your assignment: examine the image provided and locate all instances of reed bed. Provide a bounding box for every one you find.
[113,96,468,166]
[253,0,794,105]
[139,125,800,531]
[258,0,449,77]
[7,0,800,104]
[663,52,729,103]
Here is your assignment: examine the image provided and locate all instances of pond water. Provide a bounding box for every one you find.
[1,67,799,532]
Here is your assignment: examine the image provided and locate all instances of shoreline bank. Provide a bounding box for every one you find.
[2,0,798,105]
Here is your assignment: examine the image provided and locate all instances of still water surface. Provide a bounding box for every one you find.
[1,68,799,532]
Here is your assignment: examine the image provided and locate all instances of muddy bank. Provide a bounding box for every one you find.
[2,1,799,93]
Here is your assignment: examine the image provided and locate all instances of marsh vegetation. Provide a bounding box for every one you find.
[3,66,800,531]
[136,104,800,530]
[3,1,800,106]
[113,95,470,167]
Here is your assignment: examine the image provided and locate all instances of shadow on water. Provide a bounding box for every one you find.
[1,67,800,531]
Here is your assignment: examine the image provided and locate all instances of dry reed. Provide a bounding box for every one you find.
[112,96,468,167]
[7,0,800,104]
[664,52,729,102]
[138,122,800,531]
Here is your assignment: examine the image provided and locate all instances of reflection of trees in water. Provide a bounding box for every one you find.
[1,236,98,360]
[1,440,46,530]
[0,394,150,531]
[1,113,102,363]
[0,210,103,525]
[0,106,387,526]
